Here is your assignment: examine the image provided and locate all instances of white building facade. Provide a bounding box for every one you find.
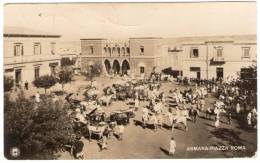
[4,28,61,86]
[179,35,257,80]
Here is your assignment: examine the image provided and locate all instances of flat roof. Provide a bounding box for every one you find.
[129,37,163,40]
[4,26,61,38]
[80,38,107,40]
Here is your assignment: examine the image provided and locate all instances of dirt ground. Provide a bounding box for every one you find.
[19,75,257,159]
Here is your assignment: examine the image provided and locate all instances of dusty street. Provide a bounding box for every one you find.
[51,76,257,159]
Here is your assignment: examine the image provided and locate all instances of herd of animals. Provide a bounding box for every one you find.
[59,74,257,157]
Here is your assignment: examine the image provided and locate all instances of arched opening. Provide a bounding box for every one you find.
[112,60,120,74]
[104,59,111,74]
[122,60,130,75]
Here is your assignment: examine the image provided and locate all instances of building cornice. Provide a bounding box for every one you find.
[4,34,61,38]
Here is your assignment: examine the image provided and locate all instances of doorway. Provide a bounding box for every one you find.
[140,66,145,74]
[196,71,201,79]
[15,69,22,84]
[216,67,223,80]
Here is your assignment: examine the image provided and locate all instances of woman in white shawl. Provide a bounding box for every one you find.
[169,137,176,156]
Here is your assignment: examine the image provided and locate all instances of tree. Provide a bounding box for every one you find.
[4,76,14,92]
[58,67,73,91]
[238,65,257,92]
[33,75,57,94]
[83,63,102,86]
[61,58,76,67]
[4,93,73,159]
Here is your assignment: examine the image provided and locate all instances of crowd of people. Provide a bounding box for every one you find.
[30,72,257,158]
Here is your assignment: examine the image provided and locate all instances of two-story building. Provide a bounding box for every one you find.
[80,37,163,76]
[179,35,257,80]
[4,27,61,85]
[80,38,131,75]
[80,35,256,79]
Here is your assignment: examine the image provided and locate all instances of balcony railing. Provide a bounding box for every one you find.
[210,57,225,64]
[212,57,225,62]
[4,54,60,65]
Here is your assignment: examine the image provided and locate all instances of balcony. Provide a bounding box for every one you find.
[168,46,183,52]
[210,57,225,65]
[4,54,60,65]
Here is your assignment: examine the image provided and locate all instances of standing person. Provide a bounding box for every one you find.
[236,103,241,114]
[169,137,176,156]
[157,113,163,129]
[228,112,232,125]
[215,114,220,128]
[142,107,149,128]
[151,113,158,132]
[243,101,248,112]
[247,111,252,126]
[24,81,29,90]
[134,91,140,110]
[200,98,205,111]
[134,97,139,108]
[98,136,108,151]
[35,92,40,103]
[73,136,84,159]
[117,124,124,141]
[19,80,22,89]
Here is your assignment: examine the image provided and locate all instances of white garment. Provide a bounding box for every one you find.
[169,140,176,154]
[215,118,220,128]
[236,103,240,114]
[35,93,40,103]
[247,112,252,125]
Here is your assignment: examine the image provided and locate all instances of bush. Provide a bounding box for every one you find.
[4,76,14,92]
[4,93,73,159]
[83,63,102,81]
[58,67,73,91]
[33,75,57,94]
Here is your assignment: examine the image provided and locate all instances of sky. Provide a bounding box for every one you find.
[4,2,257,41]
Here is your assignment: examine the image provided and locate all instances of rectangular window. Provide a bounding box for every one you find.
[51,42,56,55]
[34,43,41,55]
[14,43,23,56]
[190,48,199,58]
[242,47,250,58]
[140,46,144,55]
[89,46,94,54]
[216,47,223,57]
[140,67,145,74]
[34,67,40,79]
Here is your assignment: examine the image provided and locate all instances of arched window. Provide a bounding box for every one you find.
[117,47,121,56]
[103,47,107,55]
[126,47,130,55]
[108,47,112,56]
[121,47,125,56]
[112,47,116,55]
